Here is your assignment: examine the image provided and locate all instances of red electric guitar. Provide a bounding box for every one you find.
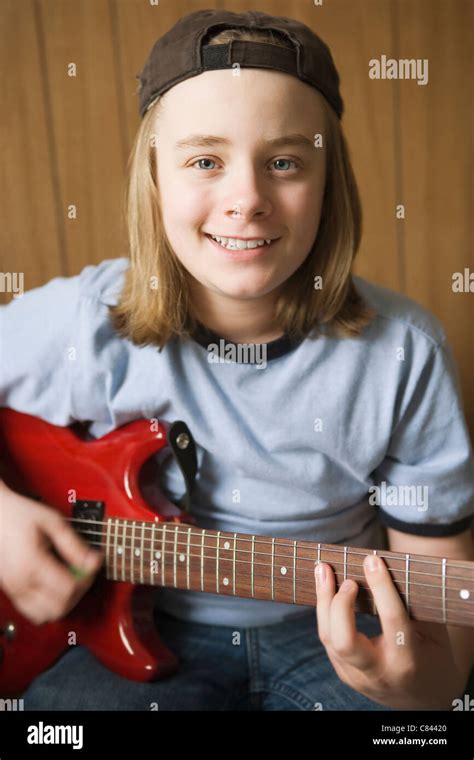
[0,408,473,697]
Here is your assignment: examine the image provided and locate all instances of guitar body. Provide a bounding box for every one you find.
[0,408,194,696]
[2,410,472,697]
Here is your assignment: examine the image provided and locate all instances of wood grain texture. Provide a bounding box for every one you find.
[0,0,63,295]
[395,0,473,433]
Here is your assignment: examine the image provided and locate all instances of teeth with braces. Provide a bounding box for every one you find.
[210,234,272,250]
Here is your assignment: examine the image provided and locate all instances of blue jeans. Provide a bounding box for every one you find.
[21,607,401,711]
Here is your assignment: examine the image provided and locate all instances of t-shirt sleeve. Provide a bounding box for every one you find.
[0,271,83,425]
[370,336,474,536]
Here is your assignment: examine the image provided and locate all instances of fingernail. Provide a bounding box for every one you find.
[340,579,355,593]
[315,563,327,585]
[84,550,101,570]
[366,555,379,572]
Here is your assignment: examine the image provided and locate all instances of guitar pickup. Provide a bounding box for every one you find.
[72,500,105,522]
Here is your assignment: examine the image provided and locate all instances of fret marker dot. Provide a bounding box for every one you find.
[135,549,141,557]
[155,551,161,560]
[224,541,230,550]
[117,547,123,555]
[460,589,470,600]
[179,554,185,562]
[280,567,287,575]
[223,578,229,586]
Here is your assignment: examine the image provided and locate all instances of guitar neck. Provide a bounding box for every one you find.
[77,518,474,628]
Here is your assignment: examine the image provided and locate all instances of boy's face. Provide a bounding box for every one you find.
[154,68,327,305]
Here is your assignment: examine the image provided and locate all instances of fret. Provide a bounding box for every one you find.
[161,523,167,586]
[173,525,178,588]
[271,538,275,601]
[113,518,119,581]
[105,519,112,581]
[186,527,191,589]
[293,541,297,603]
[233,533,237,595]
[251,535,255,597]
[151,522,156,583]
[442,558,447,623]
[201,529,205,591]
[130,521,136,584]
[405,554,410,612]
[372,550,377,614]
[216,530,221,593]
[74,524,474,628]
[75,524,474,628]
[121,520,127,581]
[139,521,145,584]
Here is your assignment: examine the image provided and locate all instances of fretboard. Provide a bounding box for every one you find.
[76,518,474,628]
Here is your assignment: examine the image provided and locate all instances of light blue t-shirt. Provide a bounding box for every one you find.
[1,257,473,626]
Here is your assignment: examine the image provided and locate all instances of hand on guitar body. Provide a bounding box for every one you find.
[0,409,472,699]
[314,556,470,711]
[0,480,104,625]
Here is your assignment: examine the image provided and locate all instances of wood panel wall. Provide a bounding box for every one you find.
[1,0,472,438]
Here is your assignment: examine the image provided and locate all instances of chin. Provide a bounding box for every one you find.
[210,278,279,300]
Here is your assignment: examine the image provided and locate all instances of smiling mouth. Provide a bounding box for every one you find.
[204,233,280,252]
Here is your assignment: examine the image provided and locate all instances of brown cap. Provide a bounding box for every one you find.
[136,9,344,119]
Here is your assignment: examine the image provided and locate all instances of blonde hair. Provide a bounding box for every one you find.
[110,26,375,348]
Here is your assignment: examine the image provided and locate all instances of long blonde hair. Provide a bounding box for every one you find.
[110,26,375,348]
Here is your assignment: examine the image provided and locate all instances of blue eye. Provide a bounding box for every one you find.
[190,157,300,172]
[272,158,298,171]
[193,158,217,171]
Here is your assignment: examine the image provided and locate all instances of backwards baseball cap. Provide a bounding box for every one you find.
[136,8,344,120]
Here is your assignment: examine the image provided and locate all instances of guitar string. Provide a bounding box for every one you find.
[76,536,474,613]
[89,544,474,622]
[67,517,474,575]
[102,565,474,622]
[79,530,474,594]
[72,523,474,590]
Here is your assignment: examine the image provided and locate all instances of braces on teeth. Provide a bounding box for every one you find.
[210,235,272,250]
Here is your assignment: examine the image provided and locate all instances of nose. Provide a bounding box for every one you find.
[223,164,273,222]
